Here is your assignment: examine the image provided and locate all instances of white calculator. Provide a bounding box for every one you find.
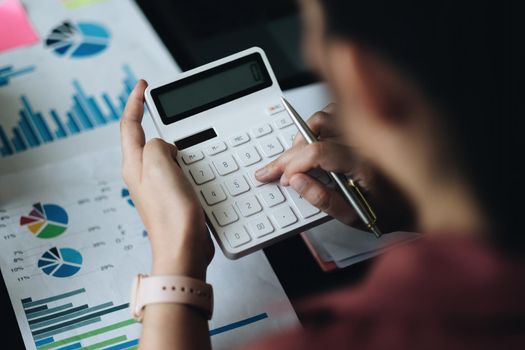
[145,47,331,259]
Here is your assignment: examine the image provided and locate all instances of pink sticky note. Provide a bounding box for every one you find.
[0,0,39,53]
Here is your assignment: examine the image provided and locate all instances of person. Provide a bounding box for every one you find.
[119,0,524,348]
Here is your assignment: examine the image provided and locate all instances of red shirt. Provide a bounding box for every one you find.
[245,236,525,350]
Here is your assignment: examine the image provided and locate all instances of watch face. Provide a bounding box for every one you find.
[130,274,144,321]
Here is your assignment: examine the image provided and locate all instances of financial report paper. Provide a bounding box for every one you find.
[0,1,299,349]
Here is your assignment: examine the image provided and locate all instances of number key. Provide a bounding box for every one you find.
[258,185,285,207]
[189,163,215,185]
[224,227,251,248]
[212,204,239,226]
[247,215,274,238]
[224,175,250,196]
[200,183,227,205]
[236,146,261,167]
[213,155,239,176]
[235,195,262,217]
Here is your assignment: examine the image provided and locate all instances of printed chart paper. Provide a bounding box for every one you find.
[0,1,299,349]
[0,0,177,174]
[0,148,298,350]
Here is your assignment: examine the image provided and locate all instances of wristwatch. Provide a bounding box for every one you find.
[130,274,214,322]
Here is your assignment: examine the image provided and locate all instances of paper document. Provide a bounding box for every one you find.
[0,148,298,350]
[303,219,419,268]
[0,1,299,349]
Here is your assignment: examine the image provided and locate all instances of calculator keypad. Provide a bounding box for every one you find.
[178,102,330,257]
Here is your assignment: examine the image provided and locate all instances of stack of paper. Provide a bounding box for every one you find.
[303,219,418,270]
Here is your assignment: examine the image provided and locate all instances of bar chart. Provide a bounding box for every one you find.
[21,287,269,349]
[0,64,137,157]
[22,288,137,350]
[0,65,36,87]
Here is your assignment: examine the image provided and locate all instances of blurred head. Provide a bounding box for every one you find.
[299,0,521,250]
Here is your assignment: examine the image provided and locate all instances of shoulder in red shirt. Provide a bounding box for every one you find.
[244,235,525,350]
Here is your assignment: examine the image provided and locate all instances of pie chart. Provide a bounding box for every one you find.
[121,188,135,207]
[38,247,83,278]
[20,203,69,239]
[45,20,110,58]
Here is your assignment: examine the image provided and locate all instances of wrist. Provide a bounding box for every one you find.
[152,254,208,281]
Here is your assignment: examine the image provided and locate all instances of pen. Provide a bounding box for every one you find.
[281,97,382,238]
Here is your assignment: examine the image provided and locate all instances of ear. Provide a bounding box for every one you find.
[327,40,413,126]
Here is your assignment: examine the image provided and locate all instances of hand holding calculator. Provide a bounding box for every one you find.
[145,47,331,259]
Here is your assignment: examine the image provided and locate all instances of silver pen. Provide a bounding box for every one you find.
[281,97,382,238]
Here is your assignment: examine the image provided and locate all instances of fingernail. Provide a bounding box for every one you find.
[290,176,307,193]
[280,174,289,186]
[255,167,268,178]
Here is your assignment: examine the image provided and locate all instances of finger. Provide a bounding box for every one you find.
[142,138,179,171]
[289,173,357,225]
[293,110,341,146]
[120,80,148,183]
[256,142,353,184]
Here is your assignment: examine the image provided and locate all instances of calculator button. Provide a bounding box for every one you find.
[252,124,273,138]
[267,103,285,116]
[181,150,204,165]
[281,128,298,148]
[212,205,239,226]
[236,146,262,167]
[224,175,250,196]
[246,168,267,187]
[213,155,239,176]
[285,187,320,218]
[258,185,286,207]
[247,215,274,238]
[259,137,284,158]
[205,141,227,156]
[275,115,294,129]
[271,206,298,228]
[189,163,215,185]
[229,133,250,147]
[200,184,227,206]
[224,227,251,248]
[235,195,263,217]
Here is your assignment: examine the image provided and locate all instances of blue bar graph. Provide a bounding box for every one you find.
[50,110,67,139]
[35,337,54,347]
[0,65,36,87]
[0,64,138,158]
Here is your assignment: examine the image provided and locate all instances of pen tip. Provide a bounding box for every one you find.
[371,226,382,238]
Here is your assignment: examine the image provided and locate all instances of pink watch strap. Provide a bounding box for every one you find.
[131,274,213,321]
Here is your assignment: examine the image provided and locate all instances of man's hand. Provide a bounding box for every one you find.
[120,80,213,280]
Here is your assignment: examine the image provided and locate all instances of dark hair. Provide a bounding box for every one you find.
[320,0,523,252]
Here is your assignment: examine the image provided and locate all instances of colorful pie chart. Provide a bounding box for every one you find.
[38,247,83,278]
[20,203,69,239]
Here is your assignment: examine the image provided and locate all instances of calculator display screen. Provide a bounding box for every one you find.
[153,53,272,125]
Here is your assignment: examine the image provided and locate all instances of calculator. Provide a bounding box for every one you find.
[145,47,331,259]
